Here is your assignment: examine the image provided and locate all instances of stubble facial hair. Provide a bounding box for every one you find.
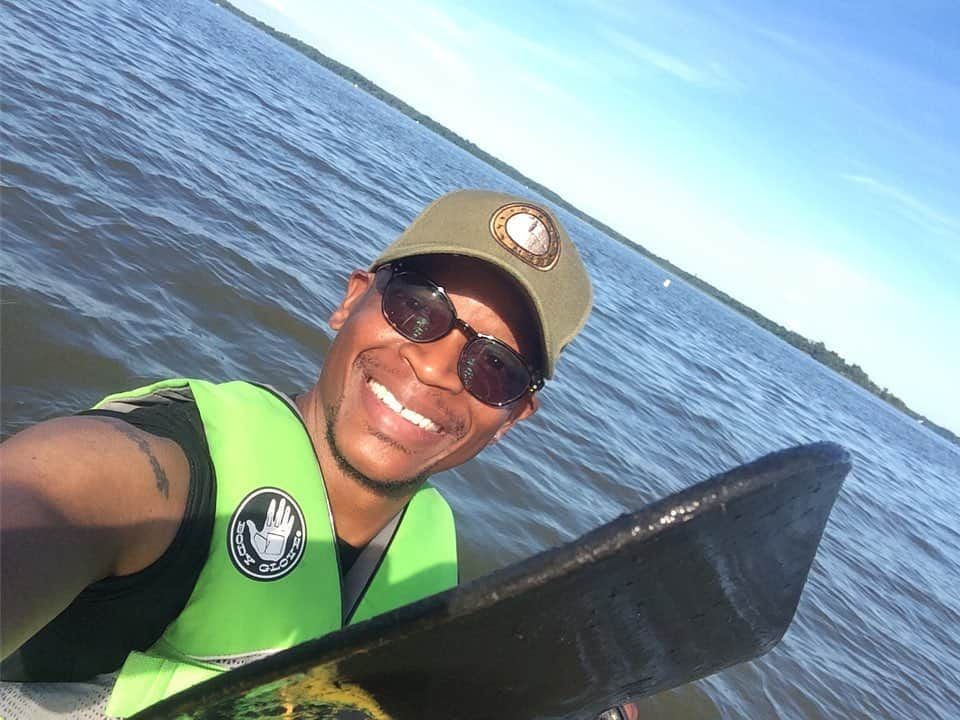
[325,402,427,498]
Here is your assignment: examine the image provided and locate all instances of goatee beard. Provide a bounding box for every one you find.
[325,403,427,498]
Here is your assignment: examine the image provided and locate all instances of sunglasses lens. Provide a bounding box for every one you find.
[382,267,537,407]
[459,338,531,406]
[383,274,454,342]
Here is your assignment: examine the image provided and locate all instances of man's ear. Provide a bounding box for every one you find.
[329,270,375,331]
[489,394,540,445]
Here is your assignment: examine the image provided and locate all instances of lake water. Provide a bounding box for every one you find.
[2,1,958,717]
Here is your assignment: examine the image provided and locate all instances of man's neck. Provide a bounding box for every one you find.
[295,386,413,547]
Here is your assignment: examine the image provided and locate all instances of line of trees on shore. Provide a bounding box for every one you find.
[214,0,958,447]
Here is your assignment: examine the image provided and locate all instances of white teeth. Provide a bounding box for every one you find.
[368,379,441,433]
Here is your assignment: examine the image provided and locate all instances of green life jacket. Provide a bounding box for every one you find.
[96,379,457,718]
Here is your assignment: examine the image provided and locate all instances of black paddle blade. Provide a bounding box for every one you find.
[135,441,850,720]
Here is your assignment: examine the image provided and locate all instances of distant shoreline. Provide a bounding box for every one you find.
[213,0,957,446]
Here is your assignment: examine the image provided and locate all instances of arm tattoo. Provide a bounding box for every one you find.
[113,423,171,498]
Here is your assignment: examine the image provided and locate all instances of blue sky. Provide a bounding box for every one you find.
[233,0,959,433]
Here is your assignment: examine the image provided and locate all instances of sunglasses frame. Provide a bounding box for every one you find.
[379,263,544,407]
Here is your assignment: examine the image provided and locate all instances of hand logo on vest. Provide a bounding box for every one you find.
[246,497,295,561]
[229,488,307,581]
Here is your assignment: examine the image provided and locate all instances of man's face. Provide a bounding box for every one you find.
[317,256,540,493]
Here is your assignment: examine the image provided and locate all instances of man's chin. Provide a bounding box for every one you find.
[349,468,425,499]
[325,411,428,498]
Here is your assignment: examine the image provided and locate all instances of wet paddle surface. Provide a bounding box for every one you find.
[3,1,959,718]
[135,444,850,720]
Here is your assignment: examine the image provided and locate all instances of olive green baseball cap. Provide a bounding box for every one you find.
[370,189,593,379]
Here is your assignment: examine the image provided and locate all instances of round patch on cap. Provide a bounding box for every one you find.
[228,488,306,581]
[490,203,561,271]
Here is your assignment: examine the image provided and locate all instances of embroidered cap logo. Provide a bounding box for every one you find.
[228,488,306,581]
[489,202,561,271]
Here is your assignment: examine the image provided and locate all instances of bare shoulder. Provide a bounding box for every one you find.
[0,414,191,576]
[1,414,193,656]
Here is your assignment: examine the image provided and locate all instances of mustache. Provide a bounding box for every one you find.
[354,353,468,440]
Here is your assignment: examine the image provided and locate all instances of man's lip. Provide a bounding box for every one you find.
[366,377,443,433]
[359,374,450,447]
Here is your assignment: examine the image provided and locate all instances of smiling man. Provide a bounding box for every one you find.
[0,189,592,718]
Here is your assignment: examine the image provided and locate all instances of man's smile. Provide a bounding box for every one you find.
[366,378,443,433]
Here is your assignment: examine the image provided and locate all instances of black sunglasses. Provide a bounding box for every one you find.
[379,264,543,407]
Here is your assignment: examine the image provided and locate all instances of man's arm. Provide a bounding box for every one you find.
[0,416,190,659]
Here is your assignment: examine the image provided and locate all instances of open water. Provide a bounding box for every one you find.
[2,1,958,718]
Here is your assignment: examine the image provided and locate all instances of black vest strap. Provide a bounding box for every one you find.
[342,510,403,624]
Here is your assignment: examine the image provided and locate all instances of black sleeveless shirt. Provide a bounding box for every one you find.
[1,390,364,682]
[1,396,215,681]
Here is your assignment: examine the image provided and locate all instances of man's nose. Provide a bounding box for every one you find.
[399,332,464,394]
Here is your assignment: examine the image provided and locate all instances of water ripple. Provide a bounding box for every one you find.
[3,1,959,717]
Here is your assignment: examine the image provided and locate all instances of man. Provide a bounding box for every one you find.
[0,189,593,718]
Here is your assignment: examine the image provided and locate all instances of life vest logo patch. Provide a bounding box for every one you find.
[489,202,561,271]
[228,488,306,581]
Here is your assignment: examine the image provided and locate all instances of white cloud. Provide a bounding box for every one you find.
[258,0,288,13]
[841,174,960,239]
[453,8,591,78]
[404,28,476,81]
[407,0,474,46]
[598,26,741,91]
